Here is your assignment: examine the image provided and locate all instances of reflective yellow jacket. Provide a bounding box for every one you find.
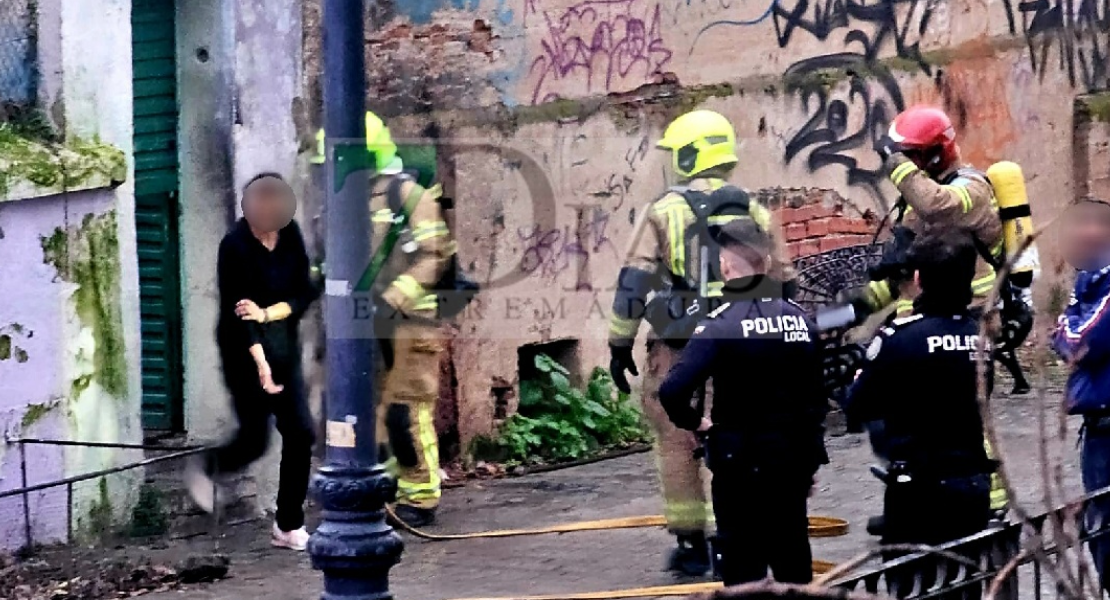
[608,176,794,345]
[370,175,456,321]
[866,157,1004,312]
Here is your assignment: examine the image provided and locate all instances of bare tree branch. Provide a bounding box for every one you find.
[985,547,1032,600]
[973,219,1089,598]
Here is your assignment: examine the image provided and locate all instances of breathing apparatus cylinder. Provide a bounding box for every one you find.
[986,161,1039,287]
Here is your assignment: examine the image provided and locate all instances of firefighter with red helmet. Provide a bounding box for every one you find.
[844,105,1010,523]
[857,105,1004,315]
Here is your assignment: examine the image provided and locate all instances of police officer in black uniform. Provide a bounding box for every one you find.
[658,218,829,587]
[845,229,994,597]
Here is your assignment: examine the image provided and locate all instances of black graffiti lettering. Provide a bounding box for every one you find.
[782,53,905,205]
[772,0,934,203]
[1008,0,1110,90]
[772,0,935,72]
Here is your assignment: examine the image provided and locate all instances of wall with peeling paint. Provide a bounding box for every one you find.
[0,0,142,550]
[177,0,318,518]
[294,0,1102,449]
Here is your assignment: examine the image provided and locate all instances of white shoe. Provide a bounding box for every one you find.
[184,455,216,513]
[271,523,310,551]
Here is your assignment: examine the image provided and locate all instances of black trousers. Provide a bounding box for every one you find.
[207,356,316,532]
[711,464,813,586]
[881,474,991,599]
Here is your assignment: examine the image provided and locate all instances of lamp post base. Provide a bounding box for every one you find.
[308,464,404,600]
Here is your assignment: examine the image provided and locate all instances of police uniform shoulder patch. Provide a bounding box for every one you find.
[866,336,883,361]
[891,314,924,328]
[707,302,731,319]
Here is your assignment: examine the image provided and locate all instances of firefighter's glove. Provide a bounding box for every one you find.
[873,135,905,163]
[609,344,639,394]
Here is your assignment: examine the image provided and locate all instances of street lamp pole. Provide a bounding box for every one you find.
[308,0,403,598]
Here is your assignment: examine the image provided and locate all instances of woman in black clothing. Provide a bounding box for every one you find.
[185,172,320,551]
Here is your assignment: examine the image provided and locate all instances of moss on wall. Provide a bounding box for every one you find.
[85,478,114,539]
[21,401,57,429]
[0,323,30,363]
[1078,93,1110,124]
[40,211,128,399]
[0,125,127,199]
[128,484,168,538]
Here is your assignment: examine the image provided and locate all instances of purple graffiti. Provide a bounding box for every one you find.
[518,208,617,279]
[529,0,674,105]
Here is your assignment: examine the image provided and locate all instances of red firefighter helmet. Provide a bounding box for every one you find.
[888,106,959,175]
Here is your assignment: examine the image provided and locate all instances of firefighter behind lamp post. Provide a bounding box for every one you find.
[607,109,796,578]
[313,111,477,528]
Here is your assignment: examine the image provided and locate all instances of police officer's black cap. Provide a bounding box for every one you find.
[713,217,771,253]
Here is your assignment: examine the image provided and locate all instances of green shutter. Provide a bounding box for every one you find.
[132,0,183,431]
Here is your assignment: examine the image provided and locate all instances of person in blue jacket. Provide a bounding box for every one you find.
[1052,197,1110,592]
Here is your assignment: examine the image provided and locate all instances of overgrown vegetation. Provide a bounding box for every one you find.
[473,355,649,466]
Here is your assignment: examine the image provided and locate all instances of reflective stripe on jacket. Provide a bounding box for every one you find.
[889,157,1004,310]
[370,175,457,320]
[608,177,794,344]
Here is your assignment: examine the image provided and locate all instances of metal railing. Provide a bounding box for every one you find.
[832,486,1110,599]
[0,438,223,553]
[0,0,37,106]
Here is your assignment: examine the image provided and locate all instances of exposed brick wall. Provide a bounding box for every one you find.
[754,188,879,261]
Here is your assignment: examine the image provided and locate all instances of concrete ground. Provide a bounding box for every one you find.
[138,368,1085,600]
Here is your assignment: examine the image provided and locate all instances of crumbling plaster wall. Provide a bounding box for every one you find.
[0,0,141,549]
[303,0,1091,450]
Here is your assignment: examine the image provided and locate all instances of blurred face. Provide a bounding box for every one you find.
[1063,201,1110,270]
[243,177,295,233]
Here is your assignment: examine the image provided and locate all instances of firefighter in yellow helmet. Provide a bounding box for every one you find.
[316,112,458,527]
[607,109,796,577]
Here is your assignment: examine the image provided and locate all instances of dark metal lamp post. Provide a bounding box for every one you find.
[308,0,403,598]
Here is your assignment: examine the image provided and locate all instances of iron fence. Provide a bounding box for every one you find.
[831,486,1110,599]
[0,438,239,553]
[0,0,37,107]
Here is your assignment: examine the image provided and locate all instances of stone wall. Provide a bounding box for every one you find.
[300,0,1095,452]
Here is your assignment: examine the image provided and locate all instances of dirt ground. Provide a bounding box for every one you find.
[5,365,1088,600]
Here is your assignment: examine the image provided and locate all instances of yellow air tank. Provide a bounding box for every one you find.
[986,161,1037,285]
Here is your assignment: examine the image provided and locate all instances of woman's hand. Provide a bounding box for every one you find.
[258,363,284,394]
[236,299,268,323]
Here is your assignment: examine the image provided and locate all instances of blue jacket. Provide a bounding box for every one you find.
[1053,264,1110,415]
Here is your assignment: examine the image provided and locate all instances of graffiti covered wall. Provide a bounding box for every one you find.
[303,0,1093,446]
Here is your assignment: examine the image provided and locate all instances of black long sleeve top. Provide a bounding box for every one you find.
[216,218,320,373]
[657,276,829,472]
[845,295,993,477]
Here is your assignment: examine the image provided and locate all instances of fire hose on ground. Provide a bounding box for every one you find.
[386,506,848,599]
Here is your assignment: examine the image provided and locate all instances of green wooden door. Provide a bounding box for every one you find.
[132,0,183,431]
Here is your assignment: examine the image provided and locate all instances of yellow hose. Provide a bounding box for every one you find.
[387,508,848,541]
[442,561,836,600]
